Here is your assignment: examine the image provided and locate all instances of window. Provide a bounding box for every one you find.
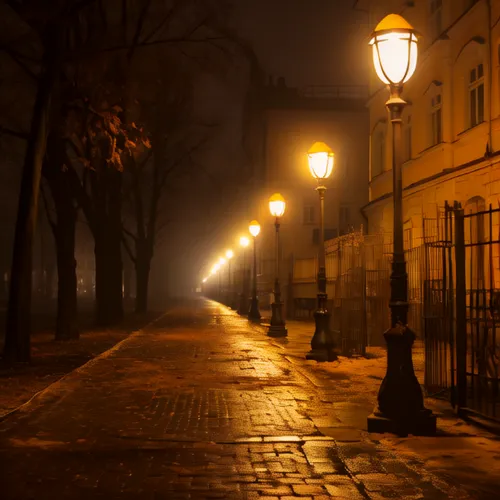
[405,115,412,160]
[469,63,485,127]
[429,0,442,40]
[431,94,442,146]
[303,205,315,224]
[371,126,385,178]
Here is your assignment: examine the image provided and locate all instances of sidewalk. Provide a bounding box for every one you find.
[0,298,498,499]
[257,311,500,498]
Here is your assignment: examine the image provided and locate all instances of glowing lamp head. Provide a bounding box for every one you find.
[269,193,286,217]
[225,249,234,259]
[219,257,226,266]
[369,14,419,86]
[239,236,250,248]
[249,220,261,237]
[202,277,208,283]
[307,142,334,180]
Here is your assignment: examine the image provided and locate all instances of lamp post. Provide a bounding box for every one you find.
[268,193,287,337]
[225,249,234,307]
[367,14,436,435]
[237,236,250,315]
[211,263,220,301]
[218,257,225,302]
[248,220,261,321]
[306,142,337,362]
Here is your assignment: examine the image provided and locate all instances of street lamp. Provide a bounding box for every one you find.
[248,220,261,321]
[306,141,337,362]
[218,258,225,301]
[367,14,436,436]
[238,236,250,315]
[268,193,287,337]
[225,249,234,307]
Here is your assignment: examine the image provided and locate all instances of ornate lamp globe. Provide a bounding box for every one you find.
[369,14,419,87]
[249,220,261,237]
[269,193,286,217]
[307,142,334,181]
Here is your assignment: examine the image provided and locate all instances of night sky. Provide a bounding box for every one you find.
[231,0,371,87]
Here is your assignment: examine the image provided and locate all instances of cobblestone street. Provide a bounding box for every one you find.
[1,298,499,499]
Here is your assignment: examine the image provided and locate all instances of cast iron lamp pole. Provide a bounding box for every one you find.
[238,236,250,315]
[306,142,337,362]
[211,264,219,300]
[268,193,287,337]
[248,220,261,321]
[367,14,436,435]
[225,249,234,307]
[218,257,226,303]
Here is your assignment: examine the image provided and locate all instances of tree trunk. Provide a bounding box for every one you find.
[94,170,124,326]
[3,28,60,362]
[135,243,151,314]
[94,233,124,326]
[54,200,78,341]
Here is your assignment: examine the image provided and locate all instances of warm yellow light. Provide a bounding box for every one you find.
[307,142,334,180]
[269,193,286,217]
[249,220,261,237]
[369,14,418,86]
[219,257,226,265]
[202,277,208,283]
[239,236,250,248]
[225,249,234,259]
[211,263,219,274]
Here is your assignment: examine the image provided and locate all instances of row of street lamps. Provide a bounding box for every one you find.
[203,14,436,435]
[202,140,336,355]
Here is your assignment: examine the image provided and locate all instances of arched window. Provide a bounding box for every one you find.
[469,63,485,127]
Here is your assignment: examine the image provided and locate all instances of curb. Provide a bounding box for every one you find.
[0,311,170,423]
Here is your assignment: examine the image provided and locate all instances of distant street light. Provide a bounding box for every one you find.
[268,193,287,337]
[225,249,234,307]
[248,220,261,321]
[367,14,436,436]
[306,141,337,362]
[238,236,250,315]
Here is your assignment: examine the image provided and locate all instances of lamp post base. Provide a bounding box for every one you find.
[306,308,337,362]
[367,409,436,436]
[237,294,248,316]
[368,324,436,436]
[248,297,261,322]
[268,324,287,337]
[268,301,287,337]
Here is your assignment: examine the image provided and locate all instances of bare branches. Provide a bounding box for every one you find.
[0,126,29,140]
[127,0,153,62]
[40,181,57,233]
[121,233,136,263]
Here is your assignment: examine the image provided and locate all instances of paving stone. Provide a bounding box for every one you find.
[0,300,483,499]
[292,484,327,495]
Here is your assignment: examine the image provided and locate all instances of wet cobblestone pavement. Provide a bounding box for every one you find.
[0,299,498,499]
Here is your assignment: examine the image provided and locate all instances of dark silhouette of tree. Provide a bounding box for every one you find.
[1,0,263,359]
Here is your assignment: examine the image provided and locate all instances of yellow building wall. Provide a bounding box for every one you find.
[366,0,500,246]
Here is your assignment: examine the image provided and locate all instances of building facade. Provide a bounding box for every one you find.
[252,79,369,305]
[363,0,500,252]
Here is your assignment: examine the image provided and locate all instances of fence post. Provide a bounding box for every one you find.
[454,205,467,411]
